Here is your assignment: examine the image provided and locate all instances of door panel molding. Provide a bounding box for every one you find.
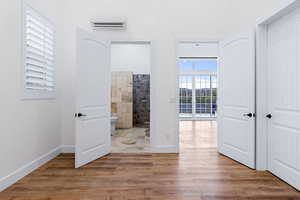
[75,28,111,168]
[218,31,256,169]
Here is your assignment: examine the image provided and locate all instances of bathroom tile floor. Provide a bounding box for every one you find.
[112,127,151,153]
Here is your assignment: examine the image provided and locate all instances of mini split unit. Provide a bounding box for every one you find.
[90,17,126,30]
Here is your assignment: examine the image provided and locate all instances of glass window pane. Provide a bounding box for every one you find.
[179,60,218,118]
[179,75,193,117]
[179,60,193,71]
[194,60,217,71]
[193,74,217,117]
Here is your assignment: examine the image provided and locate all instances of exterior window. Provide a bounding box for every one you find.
[23,4,55,99]
[195,75,217,118]
[179,60,193,71]
[194,60,217,71]
[179,59,218,119]
[179,76,193,116]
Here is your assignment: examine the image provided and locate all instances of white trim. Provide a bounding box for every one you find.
[61,145,75,153]
[255,25,268,171]
[257,0,300,25]
[175,39,181,153]
[255,0,300,171]
[149,41,156,151]
[0,146,61,192]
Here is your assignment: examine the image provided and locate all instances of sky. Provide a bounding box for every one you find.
[179,59,218,89]
[179,59,218,71]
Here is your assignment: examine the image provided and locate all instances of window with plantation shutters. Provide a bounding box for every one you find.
[23,5,55,99]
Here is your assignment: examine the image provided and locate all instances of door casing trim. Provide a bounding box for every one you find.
[255,0,300,170]
[175,40,220,153]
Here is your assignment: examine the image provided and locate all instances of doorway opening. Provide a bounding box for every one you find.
[179,58,218,120]
[177,41,219,151]
[110,41,152,153]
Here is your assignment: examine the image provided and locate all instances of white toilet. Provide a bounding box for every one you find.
[111,116,119,135]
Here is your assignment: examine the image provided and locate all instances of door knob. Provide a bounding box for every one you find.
[243,113,253,118]
[266,114,272,119]
[77,113,87,118]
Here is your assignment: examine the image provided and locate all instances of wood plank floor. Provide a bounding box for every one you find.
[1,121,300,200]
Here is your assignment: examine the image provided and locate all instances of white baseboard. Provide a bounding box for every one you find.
[0,146,61,192]
[61,145,75,153]
[152,145,179,153]
[0,144,177,192]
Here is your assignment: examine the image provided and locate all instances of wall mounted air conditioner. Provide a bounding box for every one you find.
[90,18,126,30]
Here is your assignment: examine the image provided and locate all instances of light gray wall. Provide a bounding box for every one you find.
[0,0,64,182]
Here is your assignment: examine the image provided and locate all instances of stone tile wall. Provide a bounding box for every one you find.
[111,72,133,129]
[133,74,150,127]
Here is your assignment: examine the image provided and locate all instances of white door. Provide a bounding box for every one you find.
[267,9,300,190]
[218,31,256,168]
[75,29,111,168]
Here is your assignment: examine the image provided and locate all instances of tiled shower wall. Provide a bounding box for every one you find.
[111,72,133,129]
[133,74,150,127]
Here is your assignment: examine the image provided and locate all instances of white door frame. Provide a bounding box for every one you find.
[175,40,220,152]
[256,0,300,170]
[110,40,157,151]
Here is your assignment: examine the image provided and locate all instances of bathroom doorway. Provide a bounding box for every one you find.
[110,41,152,153]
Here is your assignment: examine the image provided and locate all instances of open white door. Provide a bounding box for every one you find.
[218,31,256,168]
[75,29,111,168]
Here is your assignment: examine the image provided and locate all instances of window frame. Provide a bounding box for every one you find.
[179,76,193,115]
[178,58,218,119]
[21,2,56,100]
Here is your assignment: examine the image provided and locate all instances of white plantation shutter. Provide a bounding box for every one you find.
[23,5,55,98]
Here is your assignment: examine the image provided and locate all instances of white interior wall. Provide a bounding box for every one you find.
[60,0,287,150]
[0,0,64,190]
[111,42,151,74]
[178,42,219,58]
